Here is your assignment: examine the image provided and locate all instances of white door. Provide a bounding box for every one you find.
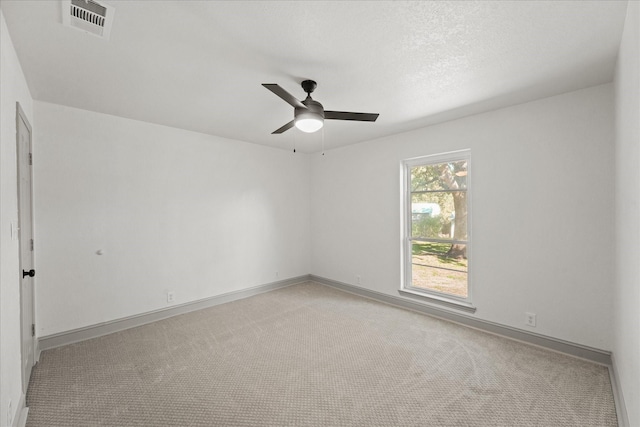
[17,102,35,391]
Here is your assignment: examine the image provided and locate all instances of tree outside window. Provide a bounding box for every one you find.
[404,151,470,300]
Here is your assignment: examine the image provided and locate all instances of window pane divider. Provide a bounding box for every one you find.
[411,189,467,194]
[410,237,468,245]
[402,149,471,305]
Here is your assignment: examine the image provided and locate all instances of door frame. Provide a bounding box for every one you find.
[16,101,35,392]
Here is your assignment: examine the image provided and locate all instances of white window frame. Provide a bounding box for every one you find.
[400,149,474,312]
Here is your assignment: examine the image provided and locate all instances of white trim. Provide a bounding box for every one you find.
[399,288,476,313]
[401,149,472,304]
[12,394,27,427]
[16,102,36,395]
[310,274,612,366]
[403,149,472,167]
[34,273,623,424]
[38,275,309,351]
[609,353,630,427]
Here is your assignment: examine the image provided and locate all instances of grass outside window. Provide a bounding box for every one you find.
[403,150,471,303]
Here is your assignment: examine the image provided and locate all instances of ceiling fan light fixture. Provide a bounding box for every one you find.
[294,112,324,133]
[263,80,378,135]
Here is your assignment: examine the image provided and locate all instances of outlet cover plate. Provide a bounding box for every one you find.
[525,312,537,327]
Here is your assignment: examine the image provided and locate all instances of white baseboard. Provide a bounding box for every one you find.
[609,353,630,427]
[35,274,625,425]
[12,393,27,427]
[38,275,309,351]
[310,275,612,365]
[39,273,614,364]
[310,276,632,423]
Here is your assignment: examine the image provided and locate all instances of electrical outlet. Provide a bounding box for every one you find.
[356,275,361,285]
[275,271,279,279]
[525,312,537,327]
[167,291,175,303]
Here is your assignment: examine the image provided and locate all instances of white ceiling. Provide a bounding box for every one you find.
[1,1,629,153]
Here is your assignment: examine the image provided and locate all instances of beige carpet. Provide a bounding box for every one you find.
[26,282,617,426]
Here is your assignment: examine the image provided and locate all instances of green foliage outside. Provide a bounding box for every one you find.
[409,159,469,297]
[411,215,445,239]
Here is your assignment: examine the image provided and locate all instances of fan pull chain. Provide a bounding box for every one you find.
[293,128,297,153]
[321,127,325,156]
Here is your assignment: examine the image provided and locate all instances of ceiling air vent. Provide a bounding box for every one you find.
[61,0,115,40]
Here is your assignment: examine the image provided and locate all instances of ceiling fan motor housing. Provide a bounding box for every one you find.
[262,80,378,134]
[297,97,324,118]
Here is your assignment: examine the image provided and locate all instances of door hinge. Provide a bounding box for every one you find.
[30,238,34,251]
[29,153,32,165]
[31,324,35,337]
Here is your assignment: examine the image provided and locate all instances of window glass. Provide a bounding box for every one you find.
[404,152,470,301]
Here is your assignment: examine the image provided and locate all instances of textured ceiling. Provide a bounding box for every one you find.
[1,1,628,152]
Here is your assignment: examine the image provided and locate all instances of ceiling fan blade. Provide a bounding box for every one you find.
[262,84,306,109]
[324,111,379,122]
[272,120,295,134]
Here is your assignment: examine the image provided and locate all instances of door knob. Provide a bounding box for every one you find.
[22,269,35,278]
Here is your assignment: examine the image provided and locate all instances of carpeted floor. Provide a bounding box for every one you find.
[26,282,617,426]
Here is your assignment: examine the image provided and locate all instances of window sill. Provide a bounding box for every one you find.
[398,288,476,313]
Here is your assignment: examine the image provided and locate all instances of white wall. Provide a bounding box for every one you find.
[33,102,310,336]
[2,4,633,423]
[310,83,615,351]
[614,2,640,425]
[0,9,34,427]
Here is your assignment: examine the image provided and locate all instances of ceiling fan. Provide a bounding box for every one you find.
[262,80,379,134]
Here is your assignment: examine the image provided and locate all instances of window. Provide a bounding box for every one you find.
[402,150,471,308]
